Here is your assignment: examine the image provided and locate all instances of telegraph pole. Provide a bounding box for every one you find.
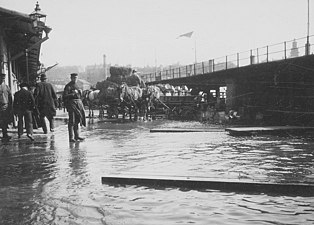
[306,0,310,55]
[194,39,197,64]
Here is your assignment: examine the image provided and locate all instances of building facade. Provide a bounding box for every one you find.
[0,3,51,93]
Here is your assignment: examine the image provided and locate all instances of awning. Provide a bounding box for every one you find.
[0,6,50,82]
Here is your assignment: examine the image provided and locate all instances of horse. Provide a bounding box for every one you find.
[125,74,146,88]
[97,80,121,119]
[82,89,101,118]
[157,83,175,96]
[119,83,143,121]
[141,85,162,120]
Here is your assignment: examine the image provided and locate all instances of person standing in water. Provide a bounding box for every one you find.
[63,73,86,142]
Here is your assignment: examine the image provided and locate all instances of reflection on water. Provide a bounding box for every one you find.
[0,119,314,224]
[0,134,57,224]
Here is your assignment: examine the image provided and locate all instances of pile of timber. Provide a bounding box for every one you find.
[107,66,132,85]
[109,66,132,77]
[107,66,145,87]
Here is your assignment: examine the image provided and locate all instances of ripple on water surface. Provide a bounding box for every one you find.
[1,120,314,224]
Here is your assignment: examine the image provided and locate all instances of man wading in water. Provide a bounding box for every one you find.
[63,73,86,142]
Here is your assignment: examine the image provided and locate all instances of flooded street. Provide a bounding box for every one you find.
[0,118,314,225]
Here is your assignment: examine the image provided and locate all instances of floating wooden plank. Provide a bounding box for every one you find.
[150,128,224,133]
[225,126,314,136]
[267,109,314,114]
[101,175,314,196]
[97,118,121,123]
[54,117,68,121]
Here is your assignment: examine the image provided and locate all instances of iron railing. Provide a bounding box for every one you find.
[141,36,314,83]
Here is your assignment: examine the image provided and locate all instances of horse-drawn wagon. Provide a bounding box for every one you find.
[82,67,148,120]
[154,94,206,121]
[82,66,210,121]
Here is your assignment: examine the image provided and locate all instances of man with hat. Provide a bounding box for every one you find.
[34,73,57,134]
[0,73,13,140]
[63,73,86,142]
[13,82,36,141]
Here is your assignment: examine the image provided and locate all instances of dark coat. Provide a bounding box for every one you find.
[0,82,13,126]
[63,81,86,126]
[13,88,36,113]
[63,81,82,109]
[34,81,57,117]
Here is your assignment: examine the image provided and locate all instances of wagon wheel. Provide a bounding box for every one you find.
[106,106,114,119]
[107,106,118,119]
[113,106,119,119]
[180,106,197,120]
[167,107,179,120]
[149,105,159,120]
[118,105,129,120]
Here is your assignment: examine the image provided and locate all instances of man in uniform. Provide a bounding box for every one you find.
[0,73,13,140]
[63,73,86,142]
[34,73,57,133]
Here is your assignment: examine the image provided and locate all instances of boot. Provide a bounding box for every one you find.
[74,124,84,141]
[41,117,48,134]
[68,125,75,142]
[49,118,55,132]
[27,133,34,141]
[2,127,11,140]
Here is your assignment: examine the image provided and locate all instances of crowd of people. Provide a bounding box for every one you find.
[0,72,86,142]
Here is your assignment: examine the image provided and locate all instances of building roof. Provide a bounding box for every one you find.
[0,6,50,82]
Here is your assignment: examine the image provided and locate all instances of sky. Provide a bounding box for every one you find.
[1,0,312,68]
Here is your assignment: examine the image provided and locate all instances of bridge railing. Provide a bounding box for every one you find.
[142,35,314,83]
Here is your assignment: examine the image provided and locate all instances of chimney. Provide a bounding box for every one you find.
[103,54,107,79]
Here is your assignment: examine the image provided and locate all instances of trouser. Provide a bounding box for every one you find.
[68,124,80,140]
[68,111,80,140]
[1,126,8,137]
[0,107,10,138]
[17,110,33,136]
[40,114,54,133]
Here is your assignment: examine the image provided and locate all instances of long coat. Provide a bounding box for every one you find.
[34,81,57,117]
[13,88,36,113]
[63,81,86,126]
[0,82,13,127]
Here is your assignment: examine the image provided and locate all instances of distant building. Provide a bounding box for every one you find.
[290,39,299,58]
[77,79,92,90]
[103,54,107,79]
[53,79,91,95]
[54,84,65,93]
[46,66,82,81]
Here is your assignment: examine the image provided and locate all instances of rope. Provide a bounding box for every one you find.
[156,98,170,109]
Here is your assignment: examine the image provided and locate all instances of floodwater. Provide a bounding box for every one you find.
[0,118,314,225]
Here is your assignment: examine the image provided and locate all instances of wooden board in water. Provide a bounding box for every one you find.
[225,126,314,136]
[150,128,224,133]
[101,175,314,196]
[97,118,122,123]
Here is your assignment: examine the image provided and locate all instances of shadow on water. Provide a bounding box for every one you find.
[0,135,57,224]
[68,141,88,179]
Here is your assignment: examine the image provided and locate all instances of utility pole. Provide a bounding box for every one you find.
[306,0,310,55]
[25,49,29,83]
[155,49,157,73]
[194,39,197,64]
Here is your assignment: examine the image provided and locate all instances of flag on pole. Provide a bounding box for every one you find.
[176,31,194,39]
